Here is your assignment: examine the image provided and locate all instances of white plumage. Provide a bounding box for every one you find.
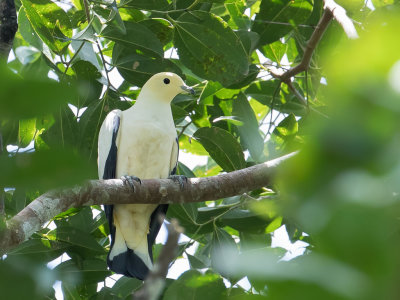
[97,72,193,279]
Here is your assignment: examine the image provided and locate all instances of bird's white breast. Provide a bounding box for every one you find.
[116,112,176,180]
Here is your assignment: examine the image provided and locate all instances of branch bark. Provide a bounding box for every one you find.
[134,219,182,300]
[0,152,296,254]
[0,0,18,61]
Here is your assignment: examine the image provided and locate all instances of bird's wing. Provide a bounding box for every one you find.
[98,109,122,263]
[146,137,179,259]
[98,109,122,180]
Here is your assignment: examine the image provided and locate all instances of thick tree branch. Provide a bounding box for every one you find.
[0,152,296,254]
[0,0,18,61]
[134,219,182,300]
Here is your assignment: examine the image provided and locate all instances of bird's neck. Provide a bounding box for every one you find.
[126,94,174,126]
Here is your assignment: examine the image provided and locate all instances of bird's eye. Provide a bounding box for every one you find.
[163,78,170,84]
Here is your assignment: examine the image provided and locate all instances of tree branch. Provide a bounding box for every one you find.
[0,0,18,61]
[266,1,358,109]
[134,219,182,300]
[0,152,296,254]
[278,10,334,83]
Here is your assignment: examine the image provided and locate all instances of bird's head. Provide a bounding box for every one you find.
[140,72,195,103]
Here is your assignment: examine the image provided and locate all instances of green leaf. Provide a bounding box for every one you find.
[225,1,251,30]
[193,127,245,172]
[245,80,281,107]
[55,226,105,254]
[101,22,164,57]
[187,253,208,269]
[199,81,239,104]
[18,7,43,51]
[273,113,298,139]
[7,238,68,263]
[163,270,227,300]
[260,40,289,63]
[56,258,110,285]
[139,18,174,46]
[174,11,249,87]
[232,93,264,161]
[111,277,142,298]
[0,66,77,119]
[113,43,182,87]
[253,0,313,46]
[21,0,72,53]
[172,104,189,123]
[18,118,36,148]
[15,46,41,65]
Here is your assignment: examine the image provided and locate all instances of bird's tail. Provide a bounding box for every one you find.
[104,204,168,280]
[106,245,151,280]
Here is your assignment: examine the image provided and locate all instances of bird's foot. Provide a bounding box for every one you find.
[121,175,141,192]
[168,175,188,189]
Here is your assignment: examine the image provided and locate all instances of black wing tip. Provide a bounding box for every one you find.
[107,249,150,280]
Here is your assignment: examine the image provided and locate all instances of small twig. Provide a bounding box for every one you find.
[134,219,183,300]
[96,42,112,88]
[62,41,85,78]
[186,0,200,10]
[286,81,307,107]
[278,10,333,83]
[177,121,192,140]
[83,0,91,23]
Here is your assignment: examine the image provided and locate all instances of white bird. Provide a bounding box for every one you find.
[97,72,194,279]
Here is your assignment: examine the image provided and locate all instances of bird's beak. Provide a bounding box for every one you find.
[180,85,195,95]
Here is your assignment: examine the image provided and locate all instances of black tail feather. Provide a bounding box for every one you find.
[107,249,149,280]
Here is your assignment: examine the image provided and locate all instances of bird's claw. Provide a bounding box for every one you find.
[168,175,188,189]
[121,175,141,192]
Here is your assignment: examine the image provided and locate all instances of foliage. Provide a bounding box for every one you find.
[1,0,400,299]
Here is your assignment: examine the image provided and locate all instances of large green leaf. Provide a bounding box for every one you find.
[56,258,110,285]
[253,0,313,46]
[101,22,164,57]
[139,18,174,46]
[193,127,245,172]
[21,0,72,53]
[0,66,77,119]
[111,277,142,297]
[7,238,68,263]
[18,7,43,51]
[232,93,264,161]
[113,43,182,87]
[55,226,105,254]
[163,270,227,300]
[18,118,36,148]
[173,11,249,87]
